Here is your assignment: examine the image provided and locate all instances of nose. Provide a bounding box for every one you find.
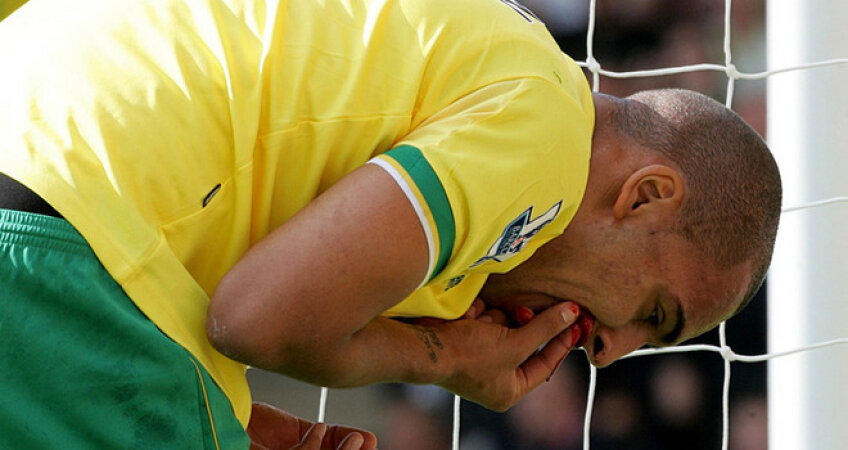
[585,326,650,367]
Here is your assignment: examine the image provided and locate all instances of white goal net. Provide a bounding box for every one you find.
[253,0,848,448]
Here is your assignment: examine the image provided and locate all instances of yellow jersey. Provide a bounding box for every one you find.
[0,0,593,425]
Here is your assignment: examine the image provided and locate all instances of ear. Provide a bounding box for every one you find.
[612,165,684,221]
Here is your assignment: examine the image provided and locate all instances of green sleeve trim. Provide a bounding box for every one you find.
[384,145,455,281]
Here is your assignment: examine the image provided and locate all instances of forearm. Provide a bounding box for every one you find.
[206,162,436,385]
[206,162,580,410]
[210,283,579,411]
[247,316,451,389]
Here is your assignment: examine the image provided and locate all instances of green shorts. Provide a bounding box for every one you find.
[0,209,249,449]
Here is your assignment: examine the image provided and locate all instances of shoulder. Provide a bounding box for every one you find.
[385,0,588,121]
[395,0,556,48]
[396,0,543,24]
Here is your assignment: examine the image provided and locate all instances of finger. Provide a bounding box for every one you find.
[518,322,580,390]
[546,326,581,381]
[479,308,510,326]
[326,426,378,450]
[461,298,486,320]
[249,402,314,450]
[290,423,327,450]
[337,432,365,450]
[515,306,535,326]
[511,302,579,362]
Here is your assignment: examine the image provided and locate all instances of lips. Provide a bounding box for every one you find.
[573,308,595,348]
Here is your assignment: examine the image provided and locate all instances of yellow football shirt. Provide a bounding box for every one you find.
[0,0,593,425]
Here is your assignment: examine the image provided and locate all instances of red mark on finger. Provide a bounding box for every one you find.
[570,326,583,347]
[516,306,535,325]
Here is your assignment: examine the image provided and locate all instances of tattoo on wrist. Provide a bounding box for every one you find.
[413,326,444,363]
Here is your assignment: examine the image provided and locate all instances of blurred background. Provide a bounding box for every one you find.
[0,0,769,448]
[250,1,769,449]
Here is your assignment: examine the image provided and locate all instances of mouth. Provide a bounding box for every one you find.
[518,302,596,348]
[497,294,596,347]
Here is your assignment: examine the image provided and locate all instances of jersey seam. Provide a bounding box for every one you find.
[257,113,411,140]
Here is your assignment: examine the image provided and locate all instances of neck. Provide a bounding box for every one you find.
[576,94,627,221]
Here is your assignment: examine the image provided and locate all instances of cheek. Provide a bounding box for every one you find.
[592,306,634,329]
[586,288,642,329]
[601,259,642,290]
[591,269,642,316]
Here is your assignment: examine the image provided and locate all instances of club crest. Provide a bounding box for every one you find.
[471,201,562,268]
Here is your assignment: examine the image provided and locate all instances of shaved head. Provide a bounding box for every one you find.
[613,89,782,309]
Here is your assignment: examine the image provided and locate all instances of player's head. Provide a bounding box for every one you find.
[616,88,782,311]
[480,88,782,367]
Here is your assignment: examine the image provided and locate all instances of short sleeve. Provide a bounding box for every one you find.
[370,77,593,318]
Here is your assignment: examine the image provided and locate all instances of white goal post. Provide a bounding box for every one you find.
[767,0,848,449]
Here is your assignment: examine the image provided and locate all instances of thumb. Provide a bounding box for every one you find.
[514,302,579,354]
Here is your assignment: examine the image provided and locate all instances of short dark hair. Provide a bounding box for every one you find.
[614,89,782,310]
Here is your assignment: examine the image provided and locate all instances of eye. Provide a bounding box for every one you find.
[648,306,662,327]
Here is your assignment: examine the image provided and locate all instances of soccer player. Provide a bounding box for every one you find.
[0,0,781,448]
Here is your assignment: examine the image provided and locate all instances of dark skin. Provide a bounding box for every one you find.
[248,402,377,450]
[246,303,566,450]
[208,160,581,412]
[208,93,755,442]
[479,94,754,367]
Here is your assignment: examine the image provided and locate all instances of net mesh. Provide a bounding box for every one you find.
[314,0,848,448]
[576,1,848,448]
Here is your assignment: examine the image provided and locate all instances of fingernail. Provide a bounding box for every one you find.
[561,303,578,322]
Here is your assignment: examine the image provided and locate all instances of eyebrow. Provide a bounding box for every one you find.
[660,298,685,345]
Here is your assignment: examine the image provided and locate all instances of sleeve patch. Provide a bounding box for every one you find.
[470,200,562,268]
